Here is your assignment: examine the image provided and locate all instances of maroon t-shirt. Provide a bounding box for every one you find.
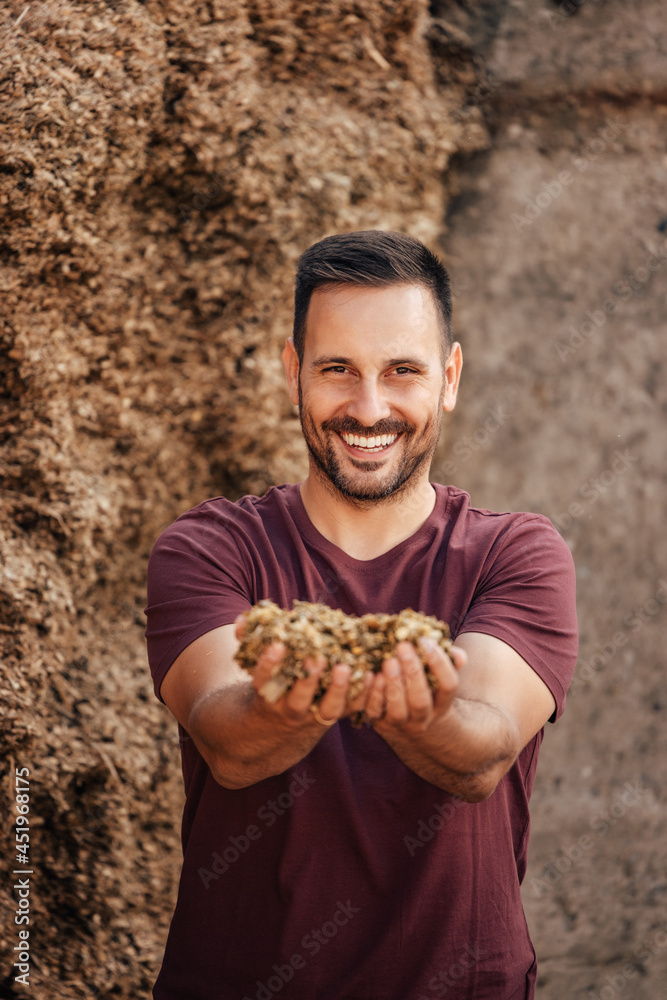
[145,483,578,1000]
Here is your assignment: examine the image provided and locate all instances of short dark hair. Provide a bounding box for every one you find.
[292,230,453,364]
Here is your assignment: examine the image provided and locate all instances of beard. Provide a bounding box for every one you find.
[298,383,445,508]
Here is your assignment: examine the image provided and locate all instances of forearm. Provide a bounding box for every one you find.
[376,695,521,801]
[189,680,322,789]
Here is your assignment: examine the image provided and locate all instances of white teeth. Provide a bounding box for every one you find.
[341,432,398,449]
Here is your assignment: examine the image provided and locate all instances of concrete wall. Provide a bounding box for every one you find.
[431,1,667,995]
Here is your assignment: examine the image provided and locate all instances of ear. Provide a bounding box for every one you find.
[282,337,300,407]
[442,342,462,412]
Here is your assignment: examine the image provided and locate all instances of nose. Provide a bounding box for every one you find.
[345,376,392,430]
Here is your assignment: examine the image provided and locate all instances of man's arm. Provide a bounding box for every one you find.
[160,620,370,789]
[364,631,556,802]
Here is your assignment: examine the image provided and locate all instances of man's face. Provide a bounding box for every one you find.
[284,283,461,505]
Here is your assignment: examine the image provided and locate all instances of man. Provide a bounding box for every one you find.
[145,230,578,1000]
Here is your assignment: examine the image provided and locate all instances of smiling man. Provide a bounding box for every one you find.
[145,230,578,1000]
[293,282,449,506]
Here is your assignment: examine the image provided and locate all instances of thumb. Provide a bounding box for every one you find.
[234,612,248,639]
[448,644,467,671]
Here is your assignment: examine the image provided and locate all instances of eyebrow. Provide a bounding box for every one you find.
[310,355,432,371]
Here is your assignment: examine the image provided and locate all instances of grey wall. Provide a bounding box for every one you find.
[432,1,667,995]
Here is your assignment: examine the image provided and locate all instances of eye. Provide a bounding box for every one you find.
[391,366,417,375]
[322,365,350,374]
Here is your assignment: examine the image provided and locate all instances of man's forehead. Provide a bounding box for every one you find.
[308,281,435,312]
[304,283,441,350]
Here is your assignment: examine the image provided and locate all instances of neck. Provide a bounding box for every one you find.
[299,469,437,561]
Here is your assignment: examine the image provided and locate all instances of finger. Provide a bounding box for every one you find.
[317,663,351,721]
[282,654,326,718]
[251,640,287,689]
[395,641,432,722]
[447,644,468,671]
[345,670,374,716]
[363,672,386,721]
[234,613,248,640]
[418,637,459,708]
[382,656,408,723]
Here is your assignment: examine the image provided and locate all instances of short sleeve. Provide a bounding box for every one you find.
[144,512,253,701]
[457,515,578,721]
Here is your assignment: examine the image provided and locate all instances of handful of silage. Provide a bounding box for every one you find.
[234,599,453,705]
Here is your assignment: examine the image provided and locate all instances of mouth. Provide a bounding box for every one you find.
[337,431,401,456]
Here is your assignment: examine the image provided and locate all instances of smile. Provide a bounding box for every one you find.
[339,432,399,453]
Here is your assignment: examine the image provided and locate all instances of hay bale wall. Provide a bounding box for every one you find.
[0,2,482,996]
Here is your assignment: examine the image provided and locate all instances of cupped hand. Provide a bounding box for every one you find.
[235,613,370,728]
[364,639,466,732]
